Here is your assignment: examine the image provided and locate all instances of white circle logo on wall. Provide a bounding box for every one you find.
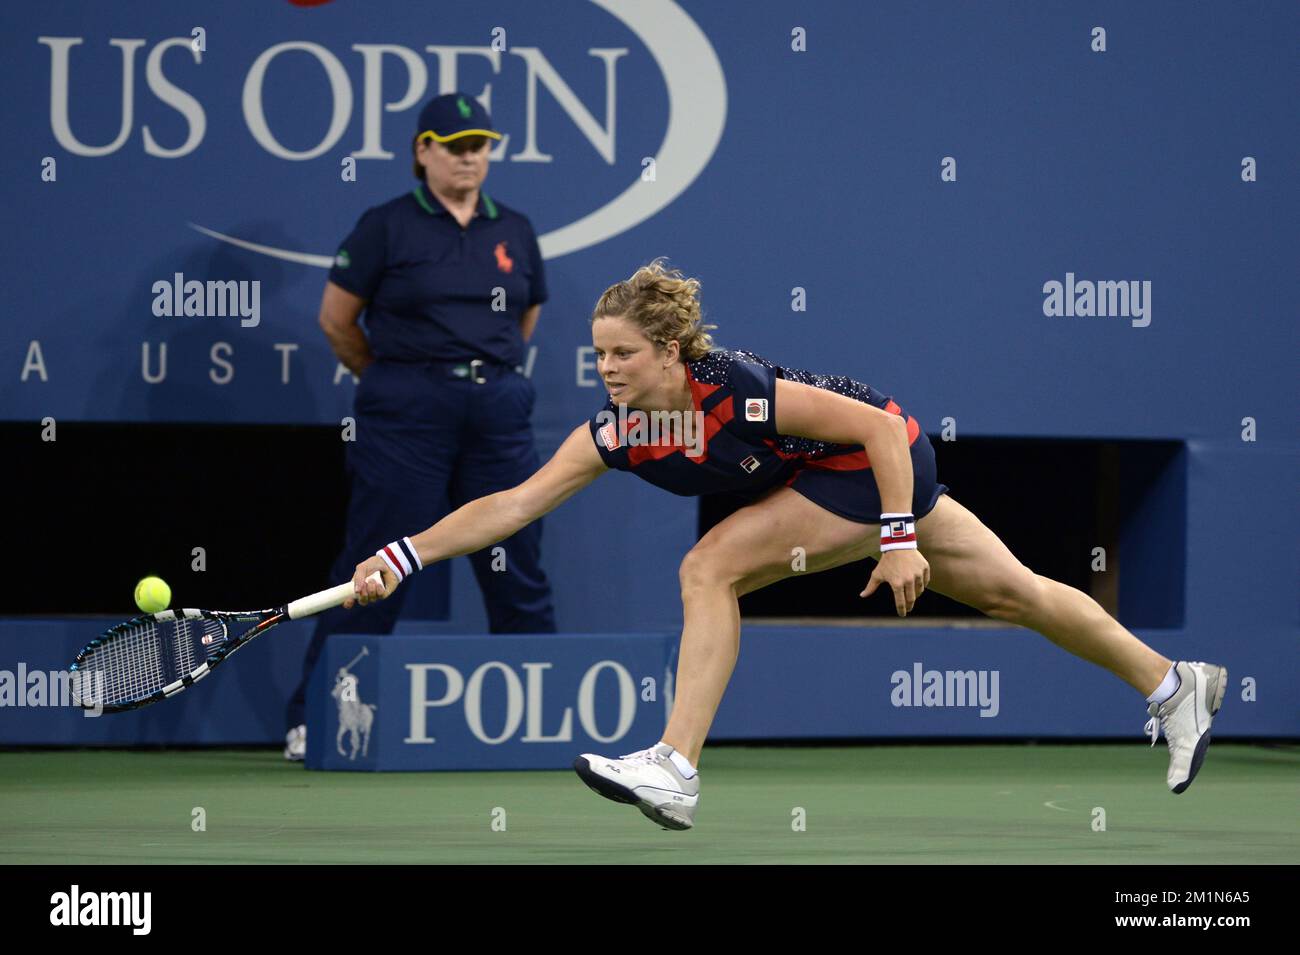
[189,0,727,266]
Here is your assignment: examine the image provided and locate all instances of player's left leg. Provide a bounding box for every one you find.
[916,493,1226,792]
[915,493,1170,693]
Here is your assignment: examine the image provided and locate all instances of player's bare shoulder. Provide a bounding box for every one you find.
[561,420,609,473]
[511,423,607,523]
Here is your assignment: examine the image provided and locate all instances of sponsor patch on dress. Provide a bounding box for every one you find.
[598,423,620,450]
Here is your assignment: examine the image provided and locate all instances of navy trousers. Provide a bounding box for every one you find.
[287,360,557,728]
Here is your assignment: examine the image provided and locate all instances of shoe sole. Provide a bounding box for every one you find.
[1172,664,1227,795]
[572,757,694,831]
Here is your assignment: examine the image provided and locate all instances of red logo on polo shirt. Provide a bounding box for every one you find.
[494,241,514,273]
[745,398,768,422]
[598,423,620,451]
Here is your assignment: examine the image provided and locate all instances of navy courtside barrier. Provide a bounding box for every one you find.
[304,633,677,770]
[2,620,1295,757]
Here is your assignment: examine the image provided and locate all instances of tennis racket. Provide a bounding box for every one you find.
[69,572,382,714]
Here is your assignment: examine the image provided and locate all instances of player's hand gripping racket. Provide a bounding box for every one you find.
[68,572,383,714]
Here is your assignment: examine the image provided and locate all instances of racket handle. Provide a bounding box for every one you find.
[287,571,384,620]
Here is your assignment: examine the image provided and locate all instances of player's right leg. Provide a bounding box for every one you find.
[575,485,879,828]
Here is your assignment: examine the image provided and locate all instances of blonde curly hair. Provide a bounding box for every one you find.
[591,259,718,361]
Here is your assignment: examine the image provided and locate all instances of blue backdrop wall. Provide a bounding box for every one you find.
[0,3,1295,690]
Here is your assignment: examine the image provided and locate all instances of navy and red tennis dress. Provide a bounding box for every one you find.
[586,348,947,524]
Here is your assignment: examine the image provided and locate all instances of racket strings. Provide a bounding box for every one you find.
[78,617,227,707]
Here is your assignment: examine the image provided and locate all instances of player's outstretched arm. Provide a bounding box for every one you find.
[347,422,607,605]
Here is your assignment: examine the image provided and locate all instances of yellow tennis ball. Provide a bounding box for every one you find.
[134,576,171,613]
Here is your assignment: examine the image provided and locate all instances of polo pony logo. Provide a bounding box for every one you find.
[494,241,514,273]
[332,647,376,760]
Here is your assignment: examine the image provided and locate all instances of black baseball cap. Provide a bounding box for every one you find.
[415,93,502,144]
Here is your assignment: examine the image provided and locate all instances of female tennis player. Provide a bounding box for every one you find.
[345,261,1226,831]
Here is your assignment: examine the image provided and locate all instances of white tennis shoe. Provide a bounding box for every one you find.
[284,724,306,762]
[574,742,700,830]
[1145,661,1227,793]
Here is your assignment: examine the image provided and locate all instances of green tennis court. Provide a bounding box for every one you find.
[3,743,1295,864]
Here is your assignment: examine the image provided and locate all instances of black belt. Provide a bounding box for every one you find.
[386,358,519,384]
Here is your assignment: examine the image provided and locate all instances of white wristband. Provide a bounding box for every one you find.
[879,513,917,552]
[377,537,423,582]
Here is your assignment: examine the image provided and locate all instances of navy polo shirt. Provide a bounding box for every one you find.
[328,183,547,366]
